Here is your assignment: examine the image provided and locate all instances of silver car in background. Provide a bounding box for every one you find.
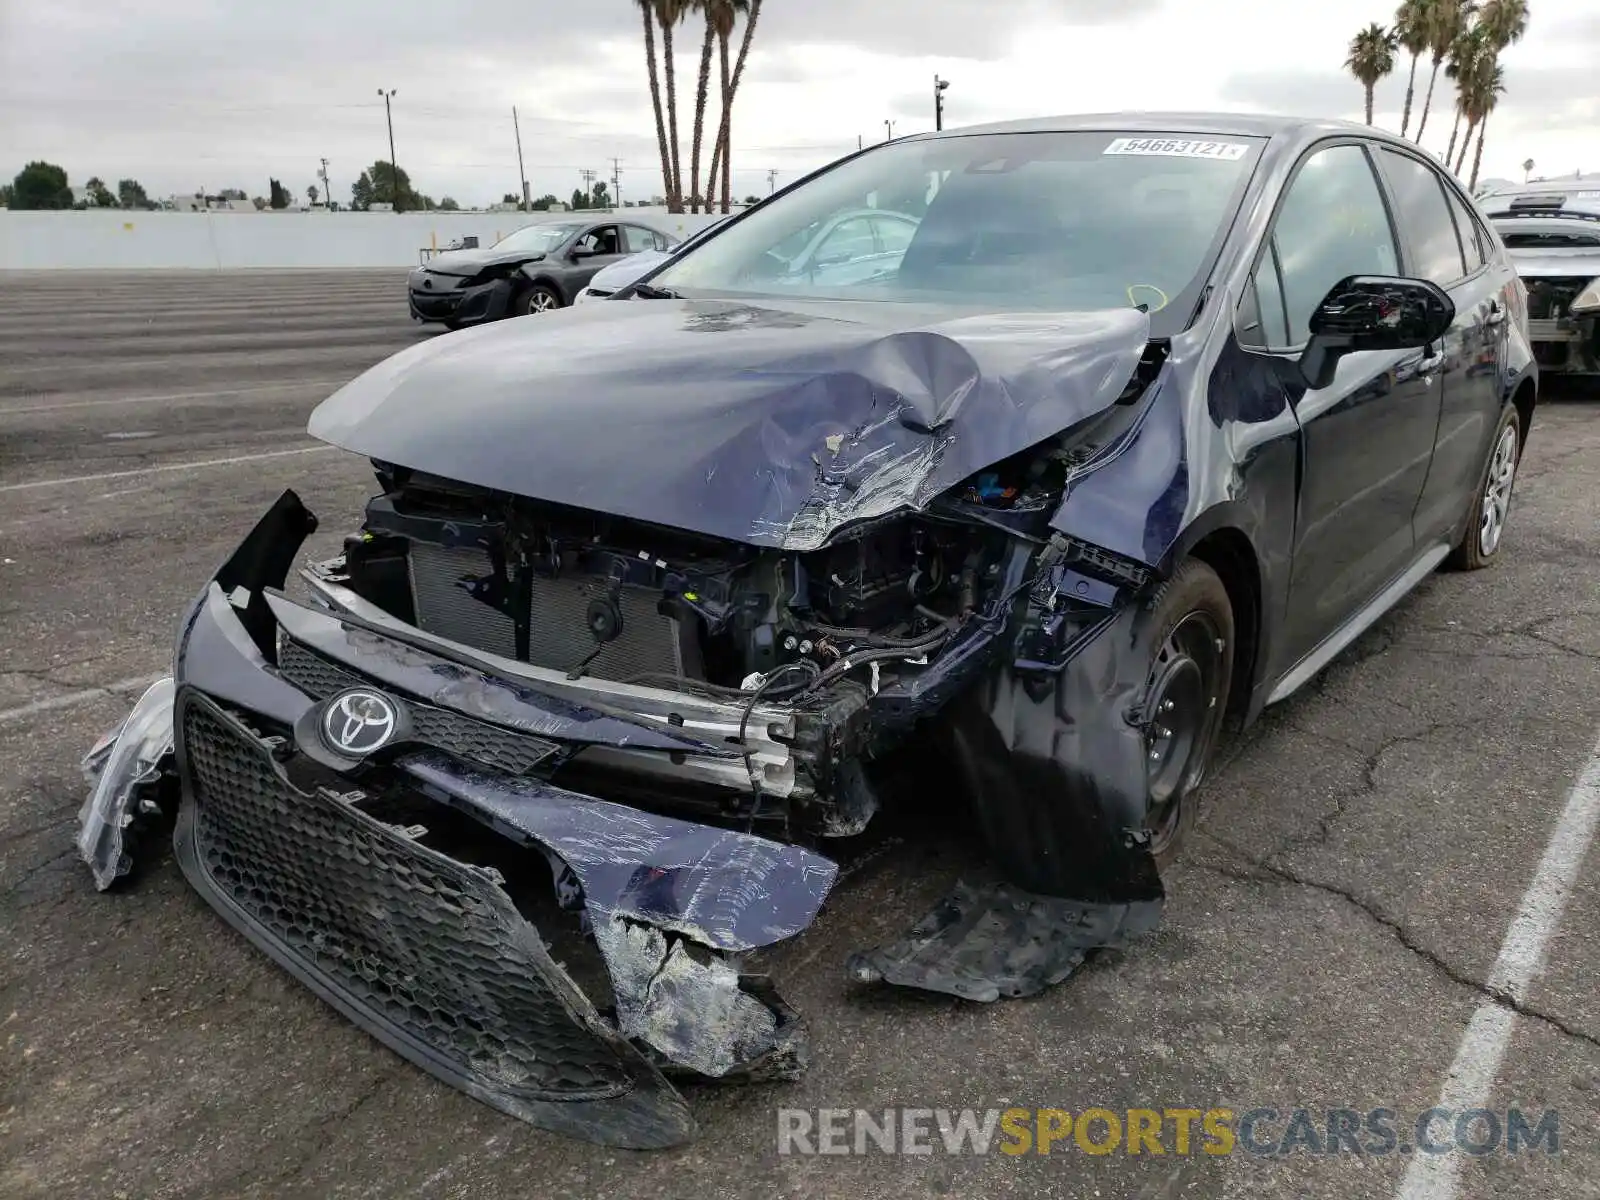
[1482,183,1600,378]
[575,216,734,304]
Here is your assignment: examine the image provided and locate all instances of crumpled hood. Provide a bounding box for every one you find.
[309,297,1150,550]
[423,247,536,277]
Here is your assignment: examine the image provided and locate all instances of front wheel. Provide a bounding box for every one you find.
[512,283,562,317]
[1445,404,1521,571]
[1133,558,1234,867]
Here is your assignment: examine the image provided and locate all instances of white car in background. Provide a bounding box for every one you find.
[575,216,733,304]
[1483,183,1600,378]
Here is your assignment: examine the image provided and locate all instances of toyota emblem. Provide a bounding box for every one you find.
[321,689,400,756]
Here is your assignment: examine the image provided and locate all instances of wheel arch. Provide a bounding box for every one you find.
[1162,513,1265,725]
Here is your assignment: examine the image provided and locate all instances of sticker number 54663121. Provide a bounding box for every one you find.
[1103,137,1250,161]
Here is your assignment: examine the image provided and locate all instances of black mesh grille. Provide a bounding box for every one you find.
[179,695,626,1098]
[277,639,560,777]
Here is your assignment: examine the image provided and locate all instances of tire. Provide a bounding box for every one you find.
[512,283,562,316]
[1445,403,1521,571]
[1132,558,1235,868]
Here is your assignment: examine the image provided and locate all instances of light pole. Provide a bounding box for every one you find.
[934,75,950,132]
[377,88,400,212]
[884,119,896,143]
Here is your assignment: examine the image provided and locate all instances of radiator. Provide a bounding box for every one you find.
[406,542,684,682]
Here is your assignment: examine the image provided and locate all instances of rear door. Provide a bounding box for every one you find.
[1242,140,1445,671]
[1370,147,1508,547]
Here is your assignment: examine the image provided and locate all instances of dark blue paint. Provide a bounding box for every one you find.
[402,754,838,950]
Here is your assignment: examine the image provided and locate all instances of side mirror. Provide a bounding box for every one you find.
[1298,276,1454,390]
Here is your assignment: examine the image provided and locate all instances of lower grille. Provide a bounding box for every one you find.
[406,542,684,682]
[172,689,693,1146]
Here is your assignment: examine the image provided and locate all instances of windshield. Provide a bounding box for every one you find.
[493,223,584,253]
[651,131,1263,330]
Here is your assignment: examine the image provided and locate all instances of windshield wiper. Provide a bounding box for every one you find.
[630,282,682,299]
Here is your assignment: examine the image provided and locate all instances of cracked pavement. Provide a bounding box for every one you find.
[2,272,1597,1199]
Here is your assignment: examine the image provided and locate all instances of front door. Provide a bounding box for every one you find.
[1254,141,1446,673]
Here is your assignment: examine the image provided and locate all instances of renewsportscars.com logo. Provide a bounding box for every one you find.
[776,1107,1561,1158]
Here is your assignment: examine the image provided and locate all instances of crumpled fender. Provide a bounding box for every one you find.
[949,601,1163,906]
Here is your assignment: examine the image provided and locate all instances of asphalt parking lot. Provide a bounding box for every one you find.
[2,271,1597,1200]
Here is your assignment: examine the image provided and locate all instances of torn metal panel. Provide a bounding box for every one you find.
[308,298,1150,551]
[401,754,838,951]
[592,917,806,1080]
[952,601,1166,905]
[847,880,1163,1003]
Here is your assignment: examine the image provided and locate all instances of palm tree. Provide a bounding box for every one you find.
[687,1,718,213]
[653,0,690,212]
[1467,0,1528,182]
[1346,24,1398,125]
[702,0,752,213]
[1415,0,1473,144]
[1394,0,1435,137]
[635,0,674,211]
[1443,23,1487,171]
[1465,60,1507,190]
[1478,0,1529,50]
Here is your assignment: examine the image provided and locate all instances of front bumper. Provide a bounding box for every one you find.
[79,490,1168,1144]
[80,491,835,1148]
[1526,314,1600,375]
[407,276,514,326]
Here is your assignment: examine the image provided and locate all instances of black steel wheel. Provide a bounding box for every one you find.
[1132,559,1234,866]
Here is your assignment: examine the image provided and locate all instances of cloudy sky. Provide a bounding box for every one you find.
[3,0,1596,207]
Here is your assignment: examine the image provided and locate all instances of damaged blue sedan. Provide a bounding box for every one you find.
[79,113,1538,1149]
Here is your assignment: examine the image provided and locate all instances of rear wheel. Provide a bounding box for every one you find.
[1445,403,1520,571]
[1133,559,1234,866]
[513,283,562,316]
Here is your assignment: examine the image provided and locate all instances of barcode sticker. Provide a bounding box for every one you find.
[1104,137,1249,161]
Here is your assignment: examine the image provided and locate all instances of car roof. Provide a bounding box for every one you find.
[906,110,1389,144]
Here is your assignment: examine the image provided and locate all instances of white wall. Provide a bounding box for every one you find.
[0,209,728,270]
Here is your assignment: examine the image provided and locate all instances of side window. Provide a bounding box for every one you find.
[1376,148,1467,284]
[621,226,661,253]
[811,217,877,266]
[1444,191,1485,272]
[871,216,916,255]
[1273,144,1400,345]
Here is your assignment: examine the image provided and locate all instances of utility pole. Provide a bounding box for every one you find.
[580,168,596,208]
[512,107,529,211]
[377,88,400,212]
[884,120,895,143]
[319,158,332,210]
[934,74,950,132]
[767,168,778,195]
[610,157,623,210]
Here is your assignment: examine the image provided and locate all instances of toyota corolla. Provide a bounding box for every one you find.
[80,113,1537,1149]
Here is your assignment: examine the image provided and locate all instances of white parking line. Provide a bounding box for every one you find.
[0,379,345,416]
[1396,727,1600,1200]
[0,674,166,724]
[0,444,340,494]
